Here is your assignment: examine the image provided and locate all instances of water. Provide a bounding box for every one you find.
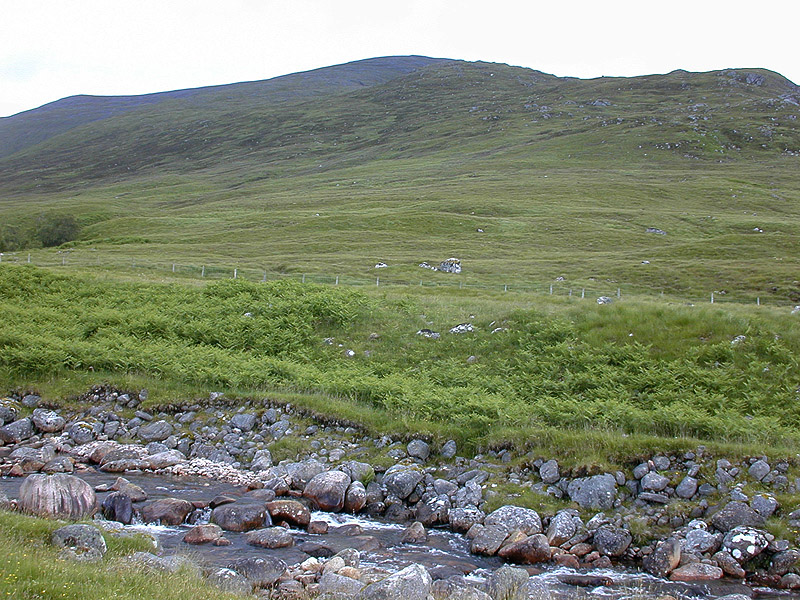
[1,470,795,599]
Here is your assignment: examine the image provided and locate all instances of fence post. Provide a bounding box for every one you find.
[711,292,714,303]
[62,256,65,266]
[757,297,760,306]
[504,284,507,292]
[376,277,380,286]
[302,274,305,284]
[234,268,238,279]
[263,271,267,282]
[617,288,621,298]
[549,284,553,295]
[335,276,339,285]
[581,288,585,299]
[459,281,462,289]
[27,254,30,263]
[569,289,572,297]
[201,265,205,278]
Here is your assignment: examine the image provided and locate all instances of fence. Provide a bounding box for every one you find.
[0,249,795,309]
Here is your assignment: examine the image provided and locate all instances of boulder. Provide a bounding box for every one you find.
[383,465,424,499]
[684,528,720,554]
[407,439,430,461]
[440,440,458,459]
[401,521,428,544]
[567,474,617,510]
[641,472,670,492]
[341,461,375,483]
[228,556,287,587]
[137,420,173,443]
[643,538,681,577]
[230,413,257,432]
[42,457,74,474]
[32,408,66,433]
[358,564,432,600]
[101,492,133,524]
[266,499,311,527]
[748,459,771,481]
[722,526,768,563]
[675,476,698,499]
[19,473,97,520]
[497,533,551,564]
[52,524,106,561]
[207,568,252,595]
[713,551,747,578]
[245,527,294,548]
[669,563,723,581]
[484,505,541,535]
[483,565,528,600]
[250,449,273,471]
[183,523,224,545]
[711,501,765,532]
[449,507,484,533]
[546,511,577,546]
[344,481,367,513]
[0,418,34,444]
[769,550,800,577]
[140,497,193,525]
[111,477,147,502]
[304,470,351,512]
[592,525,632,557]
[68,422,95,445]
[470,525,509,556]
[285,458,325,490]
[145,450,186,469]
[539,460,560,484]
[212,499,270,532]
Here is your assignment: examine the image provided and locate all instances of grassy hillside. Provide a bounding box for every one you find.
[1,58,798,301]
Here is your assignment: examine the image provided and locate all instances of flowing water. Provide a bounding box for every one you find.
[2,470,794,600]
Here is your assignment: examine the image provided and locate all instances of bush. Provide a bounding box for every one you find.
[35,214,80,247]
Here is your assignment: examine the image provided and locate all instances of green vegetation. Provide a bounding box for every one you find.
[2,265,798,458]
[0,510,241,600]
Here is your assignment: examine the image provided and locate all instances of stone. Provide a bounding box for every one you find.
[32,408,66,433]
[711,501,765,532]
[484,505,541,535]
[101,492,133,524]
[358,564,432,600]
[286,458,326,489]
[111,477,147,502]
[383,464,424,499]
[748,459,771,481]
[137,420,173,443]
[641,472,670,492]
[407,439,430,461]
[183,523,224,544]
[437,258,461,274]
[751,494,778,518]
[675,476,698,499]
[539,460,559,484]
[140,497,193,525]
[245,526,294,548]
[547,510,577,546]
[0,418,34,444]
[684,528,719,554]
[642,538,681,577]
[592,525,632,557]
[401,521,427,544]
[470,525,509,556]
[497,533,551,564]
[713,551,746,578]
[441,440,457,459]
[770,550,800,577]
[782,574,800,590]
[483,565,528,600]
[212,499,270,532]
[320,572,364,596]
[266,499,311,527]
[145,450,186,469]
[42,457,74,474]
[432,579,492,600]
[230,413,257,432]
[567,474,617,510]
[228,556,286,587]
[341,461,374,483]
[449,507,484,533]
[251,449,273,471]
[52,524,106,558]
[304,470,351,512]
[207,568,252,595]
[669,563,723,581]
[69,422,95,445]
[19,473,97,520]
[344,481,367,513]
[722,526,768,563]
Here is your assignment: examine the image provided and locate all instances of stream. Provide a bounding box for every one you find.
[2,470,794,600]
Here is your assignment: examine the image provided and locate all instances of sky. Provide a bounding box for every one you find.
[2,0,799,118]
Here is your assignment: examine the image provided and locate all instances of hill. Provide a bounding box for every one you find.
[1,56,799,301]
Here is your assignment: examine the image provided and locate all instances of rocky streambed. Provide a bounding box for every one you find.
[1,387,800,599]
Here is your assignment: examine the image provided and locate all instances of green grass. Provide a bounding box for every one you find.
[0,510,244,600]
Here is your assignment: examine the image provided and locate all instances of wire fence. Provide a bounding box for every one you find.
[1,249,796,309]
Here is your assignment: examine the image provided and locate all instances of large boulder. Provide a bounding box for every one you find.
[383,464,424,499]
[711,501,765,532]
[470,525,509,556]
[230,413,257,432]
[483,565,529,600]
[303,470,351,512]
[245,527,294,548]
[320,572,365,597]
[101,492,133,524]
[207,568,252,595]
[643,538,681,577]
[139,497,193,525]
[145,450,186,469]
[19,474,97,520]
[497,534,551,564]
[184,523,224,545]
[722,527,769,564]
[137,420,173,443]
[32,409,66,433]
[485,505,541,535]
[345,481,368,513]
[0,418,34,444]
[266,499,311,527]
[547,510,578,546]
[285,459,325,490]
[358,564,432,600]
[567,474,617,510]
[669,563,723,581]
[592,525,632,557]
[212,499,270,532]
[52,524,106,561]
[68,422,95,445]
[228,556,287,588]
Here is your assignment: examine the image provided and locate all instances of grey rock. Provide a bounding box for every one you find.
[567,474,617,510]
[769,550,800,577]
[643,537,681,577]
[101,492,133,524]
[0,402,17,424]
[341,460,375,483]
[52,524,107,557]
[212,499,270,532]
[641,472,670,492]
[485,505,541,534]
[137,420,173,443]
[303,470,351,512]
[230,413,257,431]
[19,473,97,520]
[547,510,577,546]
[592,525,632,557]
[749,460,771,481]
[320,572,364,596]
[228,556,286,587]
[358,564,432,600]
[69,421,95,444]
[250,449,273,471]
[711,501,765,532]
[449,507,485,533]
[539,460,559,484]
[470,524,509,555]
[407,439,430,460]
[21,394,41,408]
[383,464,424,499]
[441,440,457,459]
[751,494,778,517]
[684,528,720,554]
[344,481,367,513]
[285,458,325,489]
[722,526,768,563]
[675,476,698,499]
[483,565,528,600]
[32,408,66,433]
[0,417,34,444]
[207,568,252,595]
[145,450,186,469]
[401,521,428,544]
[432,579,492,600]
[140,497,193,525]
[713,551,746,578]
[245,527,294,548]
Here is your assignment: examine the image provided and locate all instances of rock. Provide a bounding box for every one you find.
[0,418,34,444]
[32,408,66,433]
[722,526,768,563]
[557,574,613,587]
[320,572,365,596]
[401,521,428,544]
[228,556,286,587]
[471,525,509,556]
[770,550,800,577]
[713,551,746,578]
[497,533,550,564]
[751,494,778,518]
[643,538,681,577]
[597,296,613,305]
[124,551,195,574]
[416,329,440,339]
[782,574,800,590]
[250,449,273,471]
[547,510,577,546]
[341,461,374,483]
[145,450,186,469]
[358,564,432,600]
[18,473,97,520]
[669,563,723,581]
[592,525,632,557]
[245,527,294,548]
[207,568,252,595]
[483,565,528,600]
[484,506,541,535]
[111,477,147,502]
[101,492,133,524]
[183,523,224,544]
[286,458,325,489]
[304,470,351,512]
[383,465,424,499]
[230,413,257,432]
[52,524,106,559]
[449,323,474,334]
[42,457,74,474]
[137,420,173,443]
[0,400,18,424]
[211,499,270,532]
[432,579,492,600]
[567,474,616,510]
[140,497,193,525]
[675,476,698,499]
[641,472,670,492]
[539,460,559,484]
[748,459,771,481]
[407,439,430,461]
[266,499,311,527]
[684,528,719,554]
[69,422,95,445]
[441,440,457,459]
[10,445,55,471]
[344,481,367,513]
[711,501,765,532]
[437,258,461,274]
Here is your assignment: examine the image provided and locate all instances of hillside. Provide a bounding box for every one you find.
[1,56,799,301]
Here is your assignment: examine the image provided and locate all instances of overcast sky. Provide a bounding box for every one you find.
[2,0,798,118]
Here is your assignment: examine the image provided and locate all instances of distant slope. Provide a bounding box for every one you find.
[0,55,451,160]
